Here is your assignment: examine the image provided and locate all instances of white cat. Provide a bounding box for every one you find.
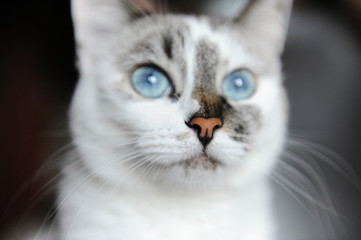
[58,0,292,239]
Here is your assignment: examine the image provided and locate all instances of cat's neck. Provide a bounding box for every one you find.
[59,158,275,240]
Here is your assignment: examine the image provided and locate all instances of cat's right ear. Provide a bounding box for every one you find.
[234,0,293,55]
[72,0,161,61]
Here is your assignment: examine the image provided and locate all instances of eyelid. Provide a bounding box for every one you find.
[222,68,255,80]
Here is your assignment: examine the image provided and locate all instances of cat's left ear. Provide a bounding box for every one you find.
[234,0,293,55]
[72,0,161,61]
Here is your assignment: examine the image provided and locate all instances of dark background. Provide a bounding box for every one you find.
[1,0,361,238]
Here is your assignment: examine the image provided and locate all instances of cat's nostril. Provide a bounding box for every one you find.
[187,117,222,147]
[190,123,201,135]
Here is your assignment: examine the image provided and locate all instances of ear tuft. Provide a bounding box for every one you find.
[129,0,162,14]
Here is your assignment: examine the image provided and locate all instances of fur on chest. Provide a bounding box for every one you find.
[58,171,274,240]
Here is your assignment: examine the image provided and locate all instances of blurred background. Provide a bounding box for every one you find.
[1,0,360,239]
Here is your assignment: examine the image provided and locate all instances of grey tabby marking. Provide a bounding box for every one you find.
[194,39,219,89]
[226,105,262,143]
[163,35,173,59]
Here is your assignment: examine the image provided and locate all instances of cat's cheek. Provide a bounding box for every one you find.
[249,77,282,114]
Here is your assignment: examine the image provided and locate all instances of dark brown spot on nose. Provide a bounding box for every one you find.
[188,117,222,147]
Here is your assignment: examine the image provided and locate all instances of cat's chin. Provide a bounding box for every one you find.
[183,153,220,170]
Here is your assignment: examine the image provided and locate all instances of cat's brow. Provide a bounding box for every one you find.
[162,35,173,59]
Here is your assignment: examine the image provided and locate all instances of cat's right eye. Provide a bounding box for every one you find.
[222,69,256,100]
[131,66,171,99]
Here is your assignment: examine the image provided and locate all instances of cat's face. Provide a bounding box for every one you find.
[70,0,291,190]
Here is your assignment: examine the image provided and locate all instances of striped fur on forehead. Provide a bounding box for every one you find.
[118,21,189,67]
[190,39,222,118]
[193,39,219,88]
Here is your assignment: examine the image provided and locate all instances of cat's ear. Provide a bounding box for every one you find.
[72,0,161,60]
[235,0,293,55]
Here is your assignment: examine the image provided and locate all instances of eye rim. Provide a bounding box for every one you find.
[221,68,257,101]
[129,64,175,99]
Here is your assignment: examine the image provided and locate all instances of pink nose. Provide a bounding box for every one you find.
[188,117,222,147]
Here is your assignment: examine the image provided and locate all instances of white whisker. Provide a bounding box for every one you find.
[274,134,355,239]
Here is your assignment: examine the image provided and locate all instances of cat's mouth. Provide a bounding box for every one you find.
[183,153,219,170]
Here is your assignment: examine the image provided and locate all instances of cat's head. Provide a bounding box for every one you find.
[70,0,292,190]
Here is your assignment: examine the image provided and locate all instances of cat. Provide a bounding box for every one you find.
[58,0,293,239]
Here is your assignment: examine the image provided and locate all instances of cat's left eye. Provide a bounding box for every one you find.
[222,70,256,100]
[131,66,171,99]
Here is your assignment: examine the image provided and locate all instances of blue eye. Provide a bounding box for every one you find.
[131,66,171,98]
[222,70,256,100]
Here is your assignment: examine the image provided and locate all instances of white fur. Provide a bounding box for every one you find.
[57,1,292,239]
[60,165,275,240]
